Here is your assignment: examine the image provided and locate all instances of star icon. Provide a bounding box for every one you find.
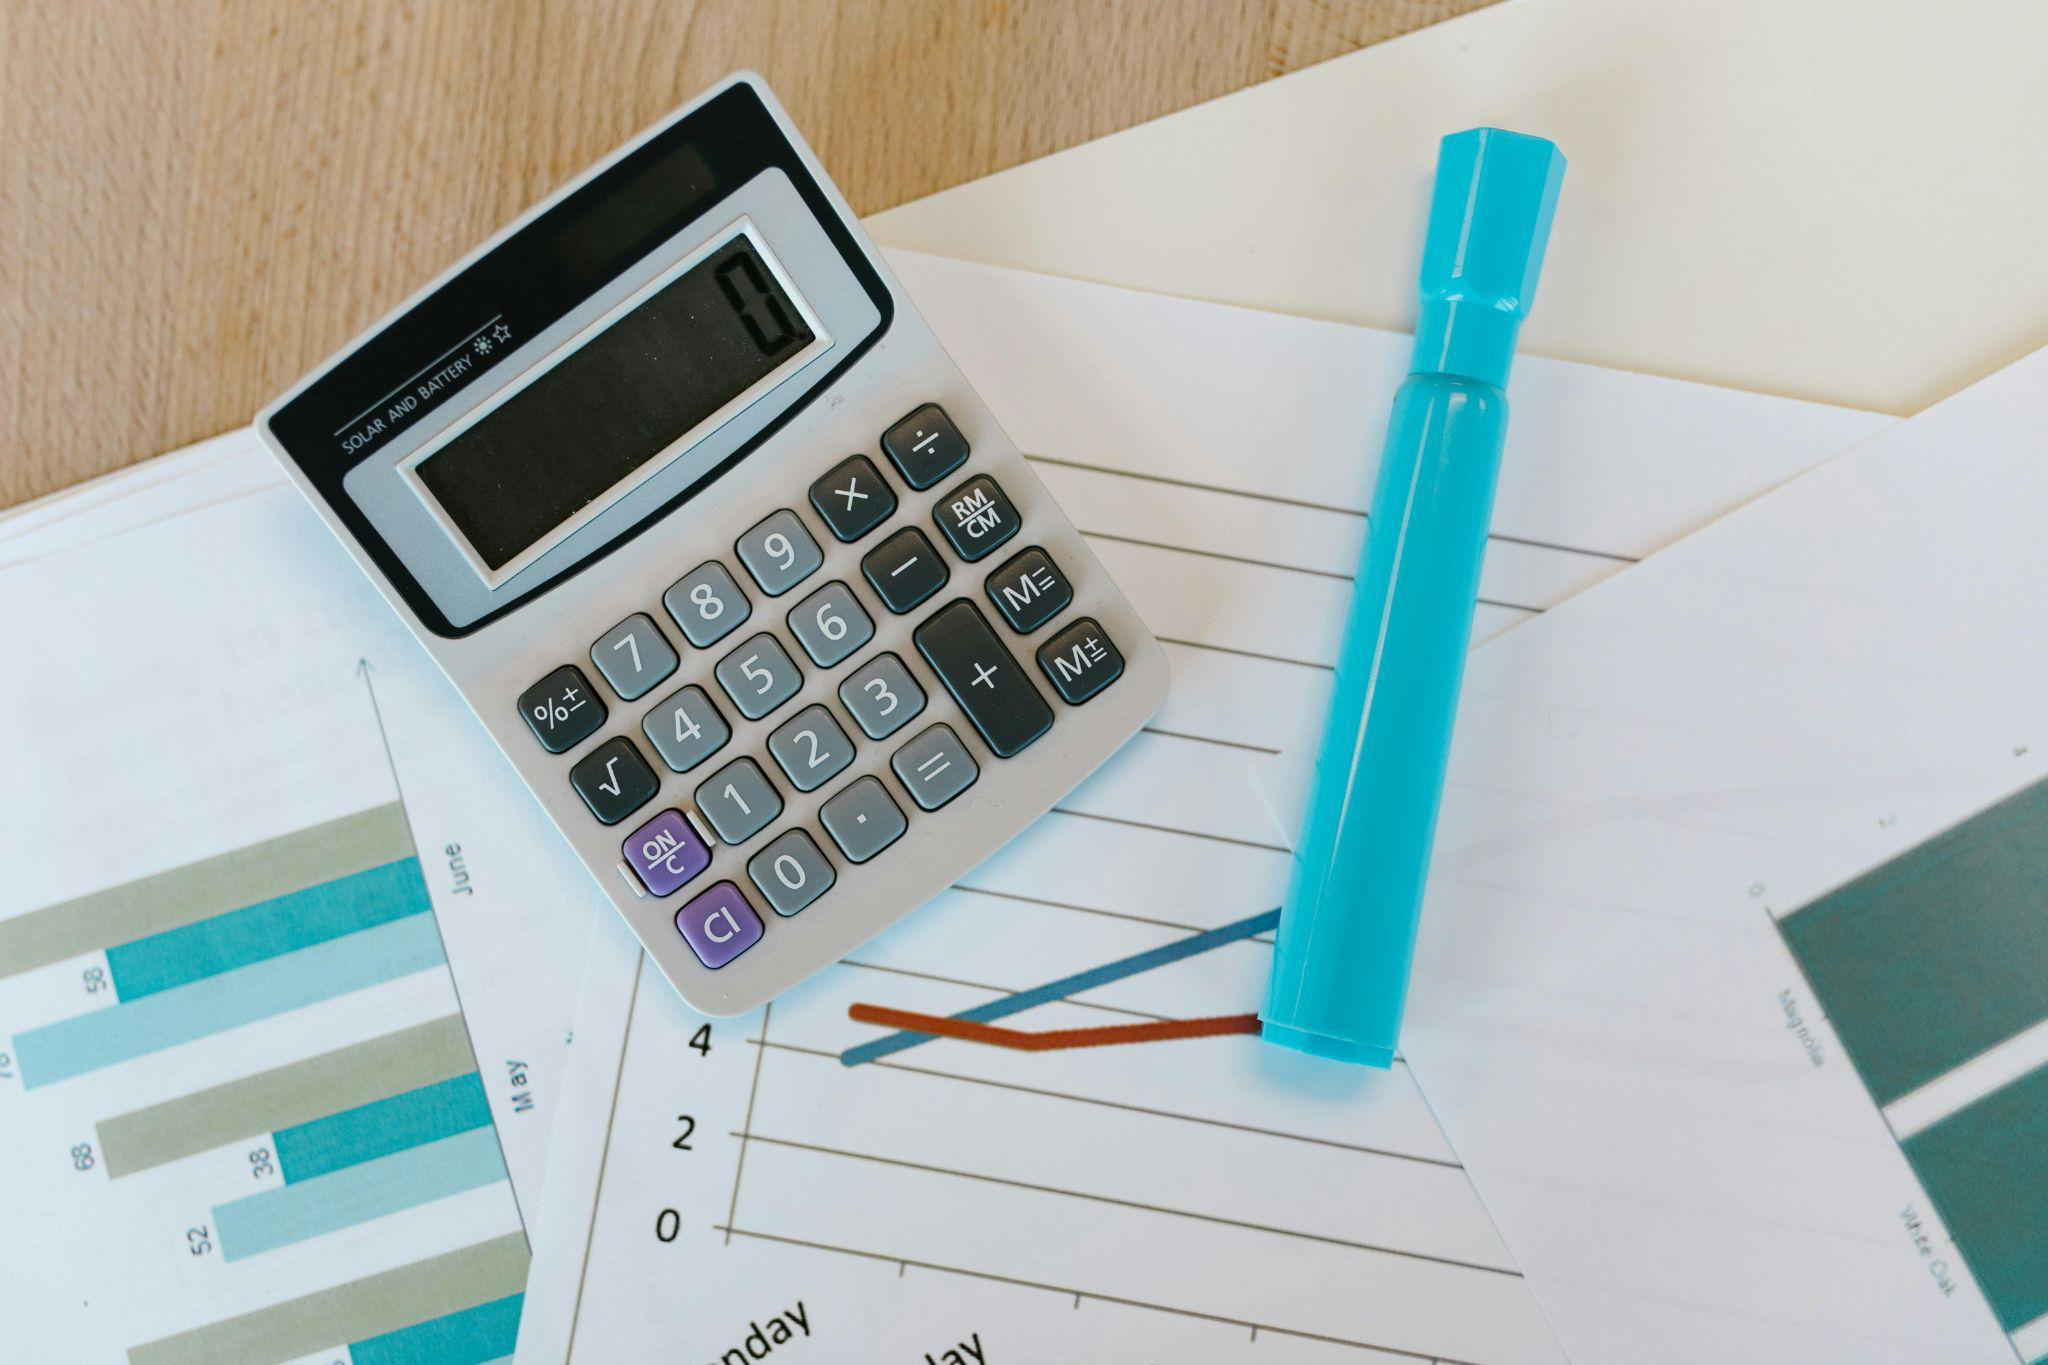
[491,322,511,343]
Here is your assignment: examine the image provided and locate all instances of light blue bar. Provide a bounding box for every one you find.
[214,1125,506,1262]
[349,1292,522,1365]
[276,1071,490,1185]
[108,858,430,1002]
[13,916,445,1089]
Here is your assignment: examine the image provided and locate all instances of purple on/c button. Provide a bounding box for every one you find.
[675,882,763,969]
[622,809,710,897]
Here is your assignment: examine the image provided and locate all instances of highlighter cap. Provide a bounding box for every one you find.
[1410,127,1565,388]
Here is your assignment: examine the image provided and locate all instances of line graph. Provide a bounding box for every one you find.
[839,908,1277,1065]
[846,1003,1262,1052]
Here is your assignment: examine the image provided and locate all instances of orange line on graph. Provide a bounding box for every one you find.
[846,1004,1262,1052]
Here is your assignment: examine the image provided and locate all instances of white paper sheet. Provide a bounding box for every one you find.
[514,252,1886,1363]
[1391,347,2048,1363]
[0,439,598,1359]
[871,0,2048,415]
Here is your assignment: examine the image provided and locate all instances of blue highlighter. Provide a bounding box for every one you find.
[1261,128,1564,1067]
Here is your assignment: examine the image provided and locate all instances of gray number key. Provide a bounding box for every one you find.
[767,705,856,792]
[787,581,874,668]
[747,828,835,917]
[663,561,751,648]
[695,757,782,845]
[736,509,823,596]
[714,633,803,720]
[641,684,731,773]
[590,613,678,701]
[820,775,907,864]
[837,654,926,740]
[891,724,979,811]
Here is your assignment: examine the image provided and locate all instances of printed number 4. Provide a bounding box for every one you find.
[673,708,702,743]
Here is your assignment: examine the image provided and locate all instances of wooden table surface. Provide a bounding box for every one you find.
[0,0,1490,510]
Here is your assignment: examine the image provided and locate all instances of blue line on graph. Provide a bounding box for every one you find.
[840,907,1279,1067]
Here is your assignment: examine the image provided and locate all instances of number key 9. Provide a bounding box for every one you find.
[736,509,823,596]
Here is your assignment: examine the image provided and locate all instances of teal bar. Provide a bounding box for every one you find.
[276,1072,490,1184]
[107,858,430,1002]
[350,1293,523,1365]
[1902,1062,2048,1331]
[214,1125,506,1261]
[13,915,445,1089]
[1779,778,2048,1104]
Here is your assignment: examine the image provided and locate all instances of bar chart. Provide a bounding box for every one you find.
[1778,777,2048,1360]
[0,799,529,1363]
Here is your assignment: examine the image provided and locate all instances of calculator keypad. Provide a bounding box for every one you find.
[892,724,978,811]
[933,474,1020,562]
[590,613,678,701]
[787,581,874,667]
[622,809,711,897]
[915,600,1053,758]
[526,395,1133,975]
[675,882,763,969]
[809,455,896,542]
[862,527,948,614]
[715,634,804,719]
[736,509,822,596]
[985,547,1072,634]
[641,685,731,773]
[820,776,907,863]
[570,737,660,825]
[767,705,856,792]
[838,653,926,740]
[881,403,970,489]
[519,665,607,753]
[1037,617,1125,704]
[696,757,782,844]
[664,562,752,648]
[747,829,835,917]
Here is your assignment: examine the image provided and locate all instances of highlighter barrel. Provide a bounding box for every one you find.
[1261,128,1564,1067]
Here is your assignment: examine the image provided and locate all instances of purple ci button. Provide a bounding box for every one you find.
[623,810,710,897]
[675,882,764,969]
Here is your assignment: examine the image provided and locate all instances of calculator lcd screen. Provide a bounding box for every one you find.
[414,232,818,572]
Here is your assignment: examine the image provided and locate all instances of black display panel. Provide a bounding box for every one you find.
[264,81,895,639]
[416,235,815,571]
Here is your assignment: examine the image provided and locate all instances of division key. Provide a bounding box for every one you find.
[913,600,1052,758]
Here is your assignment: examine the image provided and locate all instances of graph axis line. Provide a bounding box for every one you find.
[357,656,529,1243]
[728,1130,1522,1279]
[754,1038,1463,1167]
[564,950,645,1363]
[722,1000,772,1247]
[714,1222,1492,1365]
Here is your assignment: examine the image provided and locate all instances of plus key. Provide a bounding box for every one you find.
[913,599,1052,758]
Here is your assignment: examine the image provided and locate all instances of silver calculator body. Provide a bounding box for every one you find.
[257,74,1166,1015]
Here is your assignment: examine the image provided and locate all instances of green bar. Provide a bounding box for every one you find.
[14,915,445,1088]
[97,1015,475,1178]
[106,857,430,1001]
[350,1293,522,1365]
[277,1071,491,1184]
[1779,778,2048,1104]
[0,804,411,981]
[1903,1062,2048,1330]
[126,1231,529,1365]
[215,1126,507,1261]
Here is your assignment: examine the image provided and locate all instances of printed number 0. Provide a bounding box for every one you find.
[863,677,898,716]
[773,853,807,890]
[689,581,724,620]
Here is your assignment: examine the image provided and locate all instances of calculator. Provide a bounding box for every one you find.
[257,74,1167,1015]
